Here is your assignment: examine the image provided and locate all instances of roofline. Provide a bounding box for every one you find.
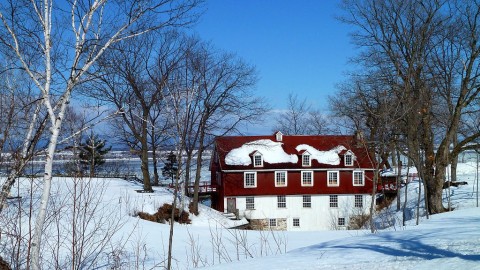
[220,168,377,173]
[216,134,355,139]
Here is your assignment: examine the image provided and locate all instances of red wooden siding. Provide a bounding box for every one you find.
[221,170,373,197]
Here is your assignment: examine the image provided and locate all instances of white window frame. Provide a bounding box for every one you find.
[253,153,263,167]
[277,195,286,208]
[327,171,340,187]
[302,154,311,167]
[302,195,311,208]
[246,196,255,210]
[276,131,283,141]
[274,171,288,187]
[330,195,338,208]
[301,171,314,186]
[354,195,363,208]
[353,171,365,186]
[344,153,353,166]
[338,217,346,226]
[244,172,257,188]
[269,218,277,227]
[293,218,300,227]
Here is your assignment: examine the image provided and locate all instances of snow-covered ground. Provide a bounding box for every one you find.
[1,162,479,269]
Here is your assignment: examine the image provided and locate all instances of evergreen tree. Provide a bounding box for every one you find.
[79,133,111,177]
[162,151,178,186]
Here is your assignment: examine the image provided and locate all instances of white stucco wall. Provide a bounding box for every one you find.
[223,194,373,231]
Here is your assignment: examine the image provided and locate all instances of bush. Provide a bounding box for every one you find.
[137,203,190,224]
[348,213,370,230]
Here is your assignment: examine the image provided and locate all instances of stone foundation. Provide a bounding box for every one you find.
[249,218,287,231]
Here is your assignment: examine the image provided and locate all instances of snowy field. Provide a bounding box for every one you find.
[1,161,479,269]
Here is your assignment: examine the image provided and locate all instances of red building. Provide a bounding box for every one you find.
[210,132,376,230]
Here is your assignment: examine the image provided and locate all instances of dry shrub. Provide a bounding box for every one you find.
[188,202,199,216]
[376,194,396,211]
[348,213,370,230]
[137,203,190,224]
[137,211,164,223]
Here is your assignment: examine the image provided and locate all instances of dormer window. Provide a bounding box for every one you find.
[253,152,263,167]
[344,152,353,166]
[275,131,283,141]
[302,153,311,167]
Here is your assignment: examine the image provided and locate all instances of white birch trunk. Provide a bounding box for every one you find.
[31,94,71,269]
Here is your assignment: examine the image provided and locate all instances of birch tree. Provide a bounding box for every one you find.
[0,0,200,268]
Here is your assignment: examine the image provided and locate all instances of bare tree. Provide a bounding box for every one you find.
[274,93,330,135]
[340,0,480,214]
[0,1,201,267]
[91,32,184,191]
[180,39,265,214]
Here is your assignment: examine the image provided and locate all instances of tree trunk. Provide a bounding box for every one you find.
[192,141,205,215]
[391,142,397,167]
[369,170,377,233]
[184,153,192,196]
[396,156,402,211]
[151,126,160,186]
[140,137,152,192]
[139,109,152,192]
[429,158,448,214]
[450,134,458,182]
[31,99,68,269]
[167,147,183,270]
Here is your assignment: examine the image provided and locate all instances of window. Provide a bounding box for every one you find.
[275,171,287,187]
[244,172,257,188]
[353,171,365,186]
[327,171,339,186]
[302,154,311,166]
[269,218,277,227]
[276,131,283,141]
[330,195,338,208]
[253,154,263,167]
[338,217,346,226]
[302,195,311,208]
[355,195,363,208]
[277,195,286,208]
[301,171,313,186]
[345,153,353,166]
[246,196,255,209]
[293,218,300,227]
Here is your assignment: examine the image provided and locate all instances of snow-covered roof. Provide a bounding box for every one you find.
[295,144,347,165]
[213,134,375,170]
[225,139,298,166]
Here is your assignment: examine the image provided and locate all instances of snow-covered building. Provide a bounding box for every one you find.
[210,132,376,231]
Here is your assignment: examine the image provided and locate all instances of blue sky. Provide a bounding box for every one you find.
[193,0,356,113]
